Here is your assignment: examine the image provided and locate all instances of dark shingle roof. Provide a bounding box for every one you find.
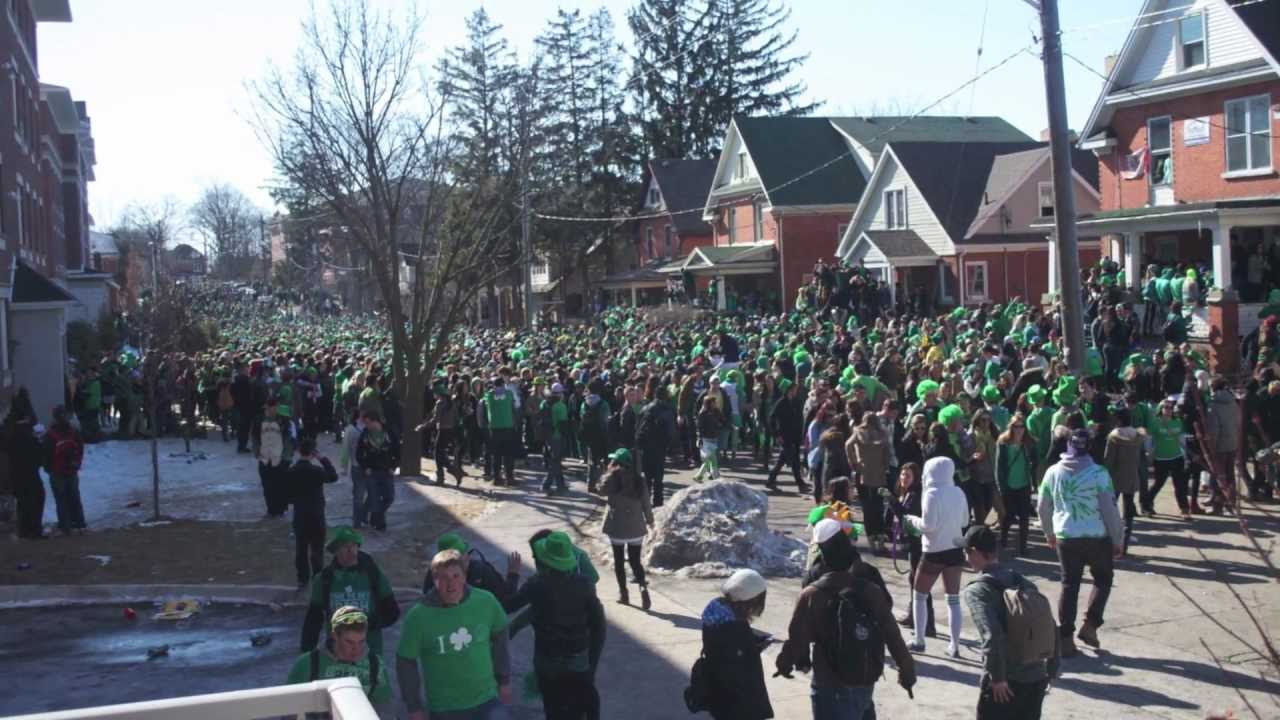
[863,230,936,259]
[1229,0,1280,65]
[12,261,76,304]
[829,116,1033,156]
[733,117,865,207]
[650,159,716,236]
[979,146,1099,215]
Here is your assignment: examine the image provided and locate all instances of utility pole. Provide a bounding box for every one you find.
[520,101,533,329]
[260,216,268,281]
[1032,0,1086,372]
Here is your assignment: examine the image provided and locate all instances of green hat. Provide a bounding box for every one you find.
[950,307,968,321]
[981,385,1001,403]
[437,532,469,554]
[1027,384,1047,404]
[1053,383,1077,407]
[778,378,794,394]
[915,379,940,400]
[608,448,634,467]
[532,531,578,573]
[326,525,363,553]
[939,403,965,426]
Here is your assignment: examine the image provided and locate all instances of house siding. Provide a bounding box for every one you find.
[1125,0,1255,87]
[712,198,778,246]
[635,215,712,265]
[1098,79,1280,211]
[972,164,1101,235]
[860,157,954,257]
[779,212,846,308]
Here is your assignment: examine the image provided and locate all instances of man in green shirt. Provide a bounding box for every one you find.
[288,605,392,709]
[300,526,400,657]
[397,549,512,720]
[482,377,518,486]
[541,384,570,494]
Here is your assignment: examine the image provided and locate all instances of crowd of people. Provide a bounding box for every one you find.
[1,254,1274,720]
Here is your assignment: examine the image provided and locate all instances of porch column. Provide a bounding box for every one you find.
[631,286,638,307]
[1122,232,1141,292]
[716,275,727,311]
[1211,222,1233,290]
[1047,233,1059,296]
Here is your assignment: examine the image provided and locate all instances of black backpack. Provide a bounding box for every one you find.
[818,577,885,682]
[683,652,713,713]
[309,648,380,695]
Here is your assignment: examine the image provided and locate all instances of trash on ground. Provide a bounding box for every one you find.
[123,607,137,620]
[152,599,201,621]
[250,631,272,647]
[85,555,112,567]
[137,520,171,527]
[146,644,170,660]
[125,500,142,508]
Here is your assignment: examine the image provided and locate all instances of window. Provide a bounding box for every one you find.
[1037,181,1055,218]
[647,186,660,207]
[752,201,763,242]
[1148,116,1173,186]
[965,261,989,301]
[884,188,907,229]
[646,226,655,259]
[727,208,736,245]
[664,225,673,256]
[837,223,849,243]
[1225,95,1272,173]
[1178,12,1206,70]
[734,151,749,180]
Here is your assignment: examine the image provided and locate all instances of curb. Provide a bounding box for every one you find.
[0,584,424,610]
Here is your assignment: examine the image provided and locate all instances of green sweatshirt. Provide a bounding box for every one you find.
[483,391,516,430]
[287,648,391,704]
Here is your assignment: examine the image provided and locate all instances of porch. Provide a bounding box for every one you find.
[674,244,779,311]
[845,230,942,308]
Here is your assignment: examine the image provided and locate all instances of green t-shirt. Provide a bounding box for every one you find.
[396,589,509,713]
[483,391,516,430]
[1026,406,1053,461]
[551,400,569,440]
[988,405,1011,433]
[309,561,395,654]
[999,443,1032,490]
[1150,414,1183,461]
[287,649,391,704]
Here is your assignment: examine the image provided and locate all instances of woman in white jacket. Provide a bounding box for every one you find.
[905,456,969,656]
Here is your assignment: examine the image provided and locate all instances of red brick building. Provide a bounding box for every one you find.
[1074,0,1280,371]
[699,116,1035,310]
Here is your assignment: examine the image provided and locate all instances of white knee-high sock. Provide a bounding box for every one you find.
[947,593,963,651]
[913,591,929,643]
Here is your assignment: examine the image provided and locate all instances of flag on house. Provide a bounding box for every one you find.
[1120,145,1146,180]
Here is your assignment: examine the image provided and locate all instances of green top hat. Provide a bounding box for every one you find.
[533,531,578,573]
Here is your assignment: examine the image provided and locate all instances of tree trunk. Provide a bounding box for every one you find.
[398,367,426,476]
[149,399,161,521]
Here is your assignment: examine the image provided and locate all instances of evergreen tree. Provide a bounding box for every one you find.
[436,8,518,182]
[626,0,715,160]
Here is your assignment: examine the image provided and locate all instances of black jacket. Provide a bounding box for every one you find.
[287,457,338,522]
[771,395,802,443]
[636,399,677,452]
[356,428,400,472]
[700,602,774,720]
[508,568,606,669]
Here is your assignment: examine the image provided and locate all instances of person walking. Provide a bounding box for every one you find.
[507,531,607,720]
[300,526,401,657]
[540,383,571,495]
[4,407,46,540]
[996,413,1036,556]
[775,522,916,719]
[635,385,677,507]
[1103,407,1143,555]
[1205,376,1242,513]
[43,406,86,536]
[904,456,969,657]
[257,396,294,519]
[962,526,1059,720]
[1039,429,1125,657]
[1144,398,1190,520]
[693,569,774,720]
[767,379,810,494]
[338,411,368,529]
[423,380,465,487]
[848,411,890,548]
[287,437,339,589]
[287,606,392,711]
[600,448,654,609]
[482,377,519,487]
[397,549,512,720]
[355,412,399,532]
[693,395,725,482]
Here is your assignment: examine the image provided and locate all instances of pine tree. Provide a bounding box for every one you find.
[703,0,818,137]
[626,0,715,160]
[436,8,518,182]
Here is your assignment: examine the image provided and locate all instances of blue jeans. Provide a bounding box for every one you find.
[429,698,510,720]
[350,466,369,528]
[542,436,566,491]
[367,469,394,529]
[49,472,86,531]
[811,684,876,720]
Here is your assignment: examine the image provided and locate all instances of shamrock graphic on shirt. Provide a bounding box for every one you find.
[449,627,473,652]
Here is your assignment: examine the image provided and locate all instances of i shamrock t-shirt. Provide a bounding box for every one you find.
[287,650,391,704]
[396,588,508,713]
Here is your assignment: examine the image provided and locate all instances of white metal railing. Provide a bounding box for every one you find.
[3,678,378,720]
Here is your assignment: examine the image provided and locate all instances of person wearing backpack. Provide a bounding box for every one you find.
[43,406,86,536]
[962,526,1059,719]
[776,520,916,719]
[635,385,677,507]
[287,605,392,711]
[301,526,401,658]
[688,569,774,720]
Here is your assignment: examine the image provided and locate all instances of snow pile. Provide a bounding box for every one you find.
[644,481,806,578]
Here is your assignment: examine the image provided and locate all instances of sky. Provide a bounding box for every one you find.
[36,0,1145,241]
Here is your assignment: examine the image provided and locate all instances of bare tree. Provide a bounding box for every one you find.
[250,0,526,474]
[119,199,185,287]
[190,184,261,279]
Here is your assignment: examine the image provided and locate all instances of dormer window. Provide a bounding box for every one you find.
[734,151,750,181]
[1178,12,1205,70]
[647,186,660,207]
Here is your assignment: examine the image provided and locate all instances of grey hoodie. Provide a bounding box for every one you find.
[1206,389,1242,454]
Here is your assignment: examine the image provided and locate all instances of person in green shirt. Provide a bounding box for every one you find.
[397,549,512,720]
[288,605,392,708]
[541,384,570,494]
[1143,398,1190,520]
[482,377,518,486]
[1025,385,1054,472]
[301,526,400,657]
[996,413,1035,556]
[982,385,1010,433]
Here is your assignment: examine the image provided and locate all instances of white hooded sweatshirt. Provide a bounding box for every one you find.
[906,456,969,554]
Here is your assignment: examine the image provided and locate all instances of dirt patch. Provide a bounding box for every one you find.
[1,499,486,588]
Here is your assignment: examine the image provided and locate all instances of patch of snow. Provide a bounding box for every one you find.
[84,555,112,567]
[643,481,806,578]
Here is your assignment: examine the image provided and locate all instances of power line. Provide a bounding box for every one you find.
[1059,0,1273,37]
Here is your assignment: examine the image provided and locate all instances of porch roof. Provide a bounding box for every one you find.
[598,260,672,289]
[1063,197,1280,229]
[852,230,939,268]
[684,244,777,274]
[12,261,76,304]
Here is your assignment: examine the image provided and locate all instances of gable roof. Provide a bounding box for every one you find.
[965,145,1099,237]
[732,117,865,207]
[649,159,716,236]
[12,261,76,304]
[1229,0,1280,66]
[828,116,1032,157]
[862,230,937,259]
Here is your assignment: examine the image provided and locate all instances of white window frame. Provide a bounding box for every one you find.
[664,224,674,256]
[727,207,736,245]
[752,201,763,242]
[1224,94,1272,175]
[965,260,990,302]
[1037,181,1055,218]
[735,151,751,181]
[1148,116,1173,187]
[1177,11,1207,71]
[884,188,907,229]
[837,223,849,243]
[646,187,659,207]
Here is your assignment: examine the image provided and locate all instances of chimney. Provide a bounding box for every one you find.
[1039,129,1080,142]
[1104,54,1119,76]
